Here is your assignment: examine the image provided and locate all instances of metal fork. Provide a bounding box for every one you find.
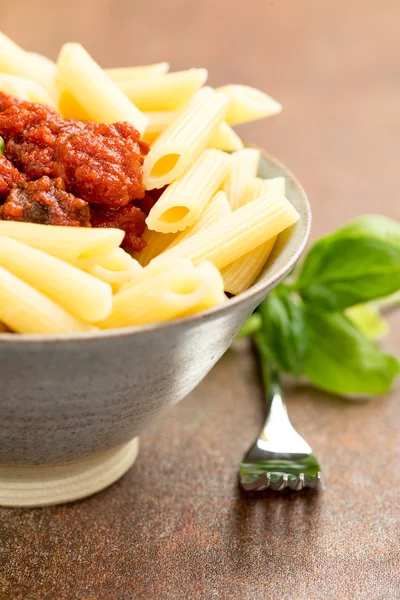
[239,356,325,492]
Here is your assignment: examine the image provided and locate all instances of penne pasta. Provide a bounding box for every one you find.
[105,62,170,82]
[167,190,231,250]
[0,73,29,101]
[56,43,148,134]
[0,222,124,265]
[28,52,57,78]
[87,248,143,290]
[139,190,230,265]
[142,110,177,143]
[0,73,56,107]
[99,258,225,328]
[224,148,260,210]
[246,176,286,198]
[221,238,277,295]
[157,193,299,269]
[120,255,182,292]
[143,87,229,189]
[0,32,54,91]
[0,31,33,78]
[208,121,244,152]
[99,247,140,271]
[146,149,231,233]
[181,261,228,315]
[57,89,91,121]
[116,69,208,111]
[217,84,282,125]
[137,190,229,266]
[27,52,58,99]
[134,228,177,267]
[0,266,95,335]
[143,111,241,152]
[220,177,286,294]
[0,235,113,322]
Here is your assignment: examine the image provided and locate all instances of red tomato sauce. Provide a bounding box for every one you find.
[0,91,151,251]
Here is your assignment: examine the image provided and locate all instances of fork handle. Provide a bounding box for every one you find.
[253,334,287,415]
[253,335,311,451]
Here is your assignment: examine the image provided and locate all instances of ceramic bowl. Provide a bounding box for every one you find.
[0,150,311,506]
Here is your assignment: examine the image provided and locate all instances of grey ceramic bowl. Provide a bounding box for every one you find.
[0,150,310,505]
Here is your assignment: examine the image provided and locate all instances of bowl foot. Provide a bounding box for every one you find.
[0,438,139,508]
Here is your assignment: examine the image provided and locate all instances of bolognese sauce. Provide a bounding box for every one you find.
[0,91,151,251]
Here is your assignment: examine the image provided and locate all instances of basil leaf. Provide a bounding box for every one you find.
[0,136,4,155]
[304,310,399,396]
[259,286,307,375]
[375,290,400,309]
[297,216,400,311]
[346,304,388,341]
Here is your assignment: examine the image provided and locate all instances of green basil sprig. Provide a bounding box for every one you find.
[258,286,307,375]
[240,215,400,398]
[295,216,400,311]
[304,310,398,396]
[0,136,4,155]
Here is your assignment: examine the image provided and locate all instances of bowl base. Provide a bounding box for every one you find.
[0,438,139,508]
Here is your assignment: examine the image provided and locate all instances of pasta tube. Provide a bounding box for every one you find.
[213,177,286,293]
[217,84,282,125]
[0,235,113,322]
[0,266,95,335]
[0,73,56,107]
[208,121,244,152]
[143,111,241,152]
[28,52,57,78]
[98,247,140,271]
[246,176,286,198]
[105,62,170,82]
[158,194,299,269]
[221,238,277,295]
[27,52,57,99]
[116,69,208,111]
[167,190,231,249]
[99,258,225,328]
[0,32,54,91]
[87,248,142,290]
[56,43,148,134]
[142,111,177,143]
[224,148,260,210]
[146,149,231,233]
[0,222,124,265]
[182,261,228,315]
[139,190,230,265]
[134,228,177,267]
[143,87,229,189]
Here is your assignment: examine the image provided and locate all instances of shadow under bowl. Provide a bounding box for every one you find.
[0,149,311,506]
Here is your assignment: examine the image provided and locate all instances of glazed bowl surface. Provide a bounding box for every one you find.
[0,150,311,466]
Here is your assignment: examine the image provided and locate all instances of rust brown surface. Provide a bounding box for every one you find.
[0,1,400,598]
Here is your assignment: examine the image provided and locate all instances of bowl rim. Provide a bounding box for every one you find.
[0,149,311,345]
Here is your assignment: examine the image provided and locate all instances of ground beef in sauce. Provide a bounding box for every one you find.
[90,204,147,252]
[0,91,23,113]
[0,154,24,199]
[0,102,84,180]
[54,122,148,206]
[0,176,91,227]
[0,94,152,249]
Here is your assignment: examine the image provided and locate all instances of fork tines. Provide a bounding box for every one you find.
[241,471,326,492]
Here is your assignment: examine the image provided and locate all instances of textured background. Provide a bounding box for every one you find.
[0,0,399,598]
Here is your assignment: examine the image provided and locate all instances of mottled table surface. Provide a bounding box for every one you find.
[1,1,400,598]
